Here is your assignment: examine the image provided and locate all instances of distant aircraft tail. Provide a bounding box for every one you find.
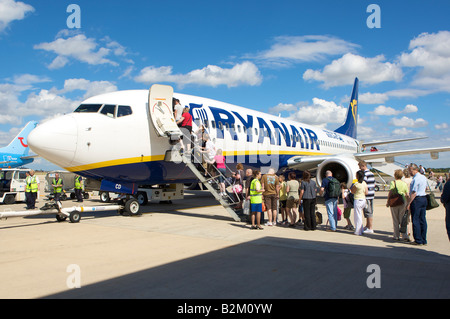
[334,77,359,139]
[1,121,38,155]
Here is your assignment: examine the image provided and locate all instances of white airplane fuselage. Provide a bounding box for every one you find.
[27,89,359,188]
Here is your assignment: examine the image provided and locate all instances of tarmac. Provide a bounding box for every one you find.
[0,185,449,299]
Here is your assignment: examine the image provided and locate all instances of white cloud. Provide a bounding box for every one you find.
[272,98,347,128]
[359,92,389,104]
[303,53,403,88]
[0,0,34,32]
[434,123,449,130]
[135,61,262,88]
[61,78,117,99]
[0,75,118,126]
[372,105,399,116]
[268,103,298,115]
[403,104,418,113]
[371,104,418,116]
[392,128,414,136]
[390,116,428,128]
[250,35,359,67]
[34,31,122,69]
[399,31,450,92]
[20,89,77,116]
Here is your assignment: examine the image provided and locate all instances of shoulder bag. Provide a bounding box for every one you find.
[388,181,404,207]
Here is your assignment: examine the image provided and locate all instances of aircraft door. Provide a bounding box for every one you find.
[148,84,181,141]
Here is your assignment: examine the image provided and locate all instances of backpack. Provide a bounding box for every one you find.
[327,177,341,198]
[345,191,354,207]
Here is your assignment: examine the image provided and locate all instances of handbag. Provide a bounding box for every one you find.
[426,192,439,210]
[388,181,404,207]
[315,211,323,225]
[425,181,439,210]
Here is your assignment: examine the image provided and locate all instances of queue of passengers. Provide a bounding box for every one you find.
[237,162,442,246]
[170,102,443,243]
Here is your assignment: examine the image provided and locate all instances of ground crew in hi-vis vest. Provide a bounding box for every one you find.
[249,170,263,230]
[25,169,39,209]
[74,175,83,202]
[52,173,63,202]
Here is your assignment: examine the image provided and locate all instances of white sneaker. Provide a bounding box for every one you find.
[363,228,374,234]
[265,222,273,226]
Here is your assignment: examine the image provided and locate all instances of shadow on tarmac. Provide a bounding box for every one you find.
[43,235,450,299]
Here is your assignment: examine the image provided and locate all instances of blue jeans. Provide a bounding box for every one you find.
[325,198,338,230]
[410,196,427,244]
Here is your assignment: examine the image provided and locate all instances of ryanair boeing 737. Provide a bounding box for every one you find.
[27,78,450,200]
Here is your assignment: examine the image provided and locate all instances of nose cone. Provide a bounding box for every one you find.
[28,115,78,168]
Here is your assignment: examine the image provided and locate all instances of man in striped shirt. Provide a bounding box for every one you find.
[359,161,375,233]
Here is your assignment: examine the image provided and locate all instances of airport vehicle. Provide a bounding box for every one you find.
[0,168,34,204]
[27,78,450,217]
[0,121,38,168]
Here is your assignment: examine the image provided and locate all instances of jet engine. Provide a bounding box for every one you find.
[316,157,360,187]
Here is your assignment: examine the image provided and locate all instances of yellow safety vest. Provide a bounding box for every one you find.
[53,178,63,193]
[74,176,82,189]
[26,176,38,193]
[250,179,262,204]
[26,176,32,192]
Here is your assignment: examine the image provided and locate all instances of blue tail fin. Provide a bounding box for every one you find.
[1,121,38,155]
[334,78,358,139]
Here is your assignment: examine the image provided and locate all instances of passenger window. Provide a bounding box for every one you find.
[211,121,216,129]
[74,104,103,113]
[117,105,133,118]
[100,104,116,118]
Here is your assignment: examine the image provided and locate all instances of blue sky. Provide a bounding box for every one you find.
[0,0,449,170]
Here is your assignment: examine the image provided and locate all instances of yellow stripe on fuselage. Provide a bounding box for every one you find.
[64,150,331,172]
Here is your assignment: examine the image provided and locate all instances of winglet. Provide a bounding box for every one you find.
[334,77,358,139]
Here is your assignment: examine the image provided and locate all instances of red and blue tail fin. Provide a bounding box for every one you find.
[334,78,358,139]
[1,121,38,155]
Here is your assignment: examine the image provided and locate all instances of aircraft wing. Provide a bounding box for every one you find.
[355,146,450,162]
[361,136,427,148]
[286,146,450,170]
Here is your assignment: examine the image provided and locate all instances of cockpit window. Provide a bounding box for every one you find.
[117,105,132,118]
[100,104,116,118]
[74,104,103,113]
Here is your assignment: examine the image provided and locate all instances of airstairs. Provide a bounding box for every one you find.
[149,84,245,222]
[182,149,243,222]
